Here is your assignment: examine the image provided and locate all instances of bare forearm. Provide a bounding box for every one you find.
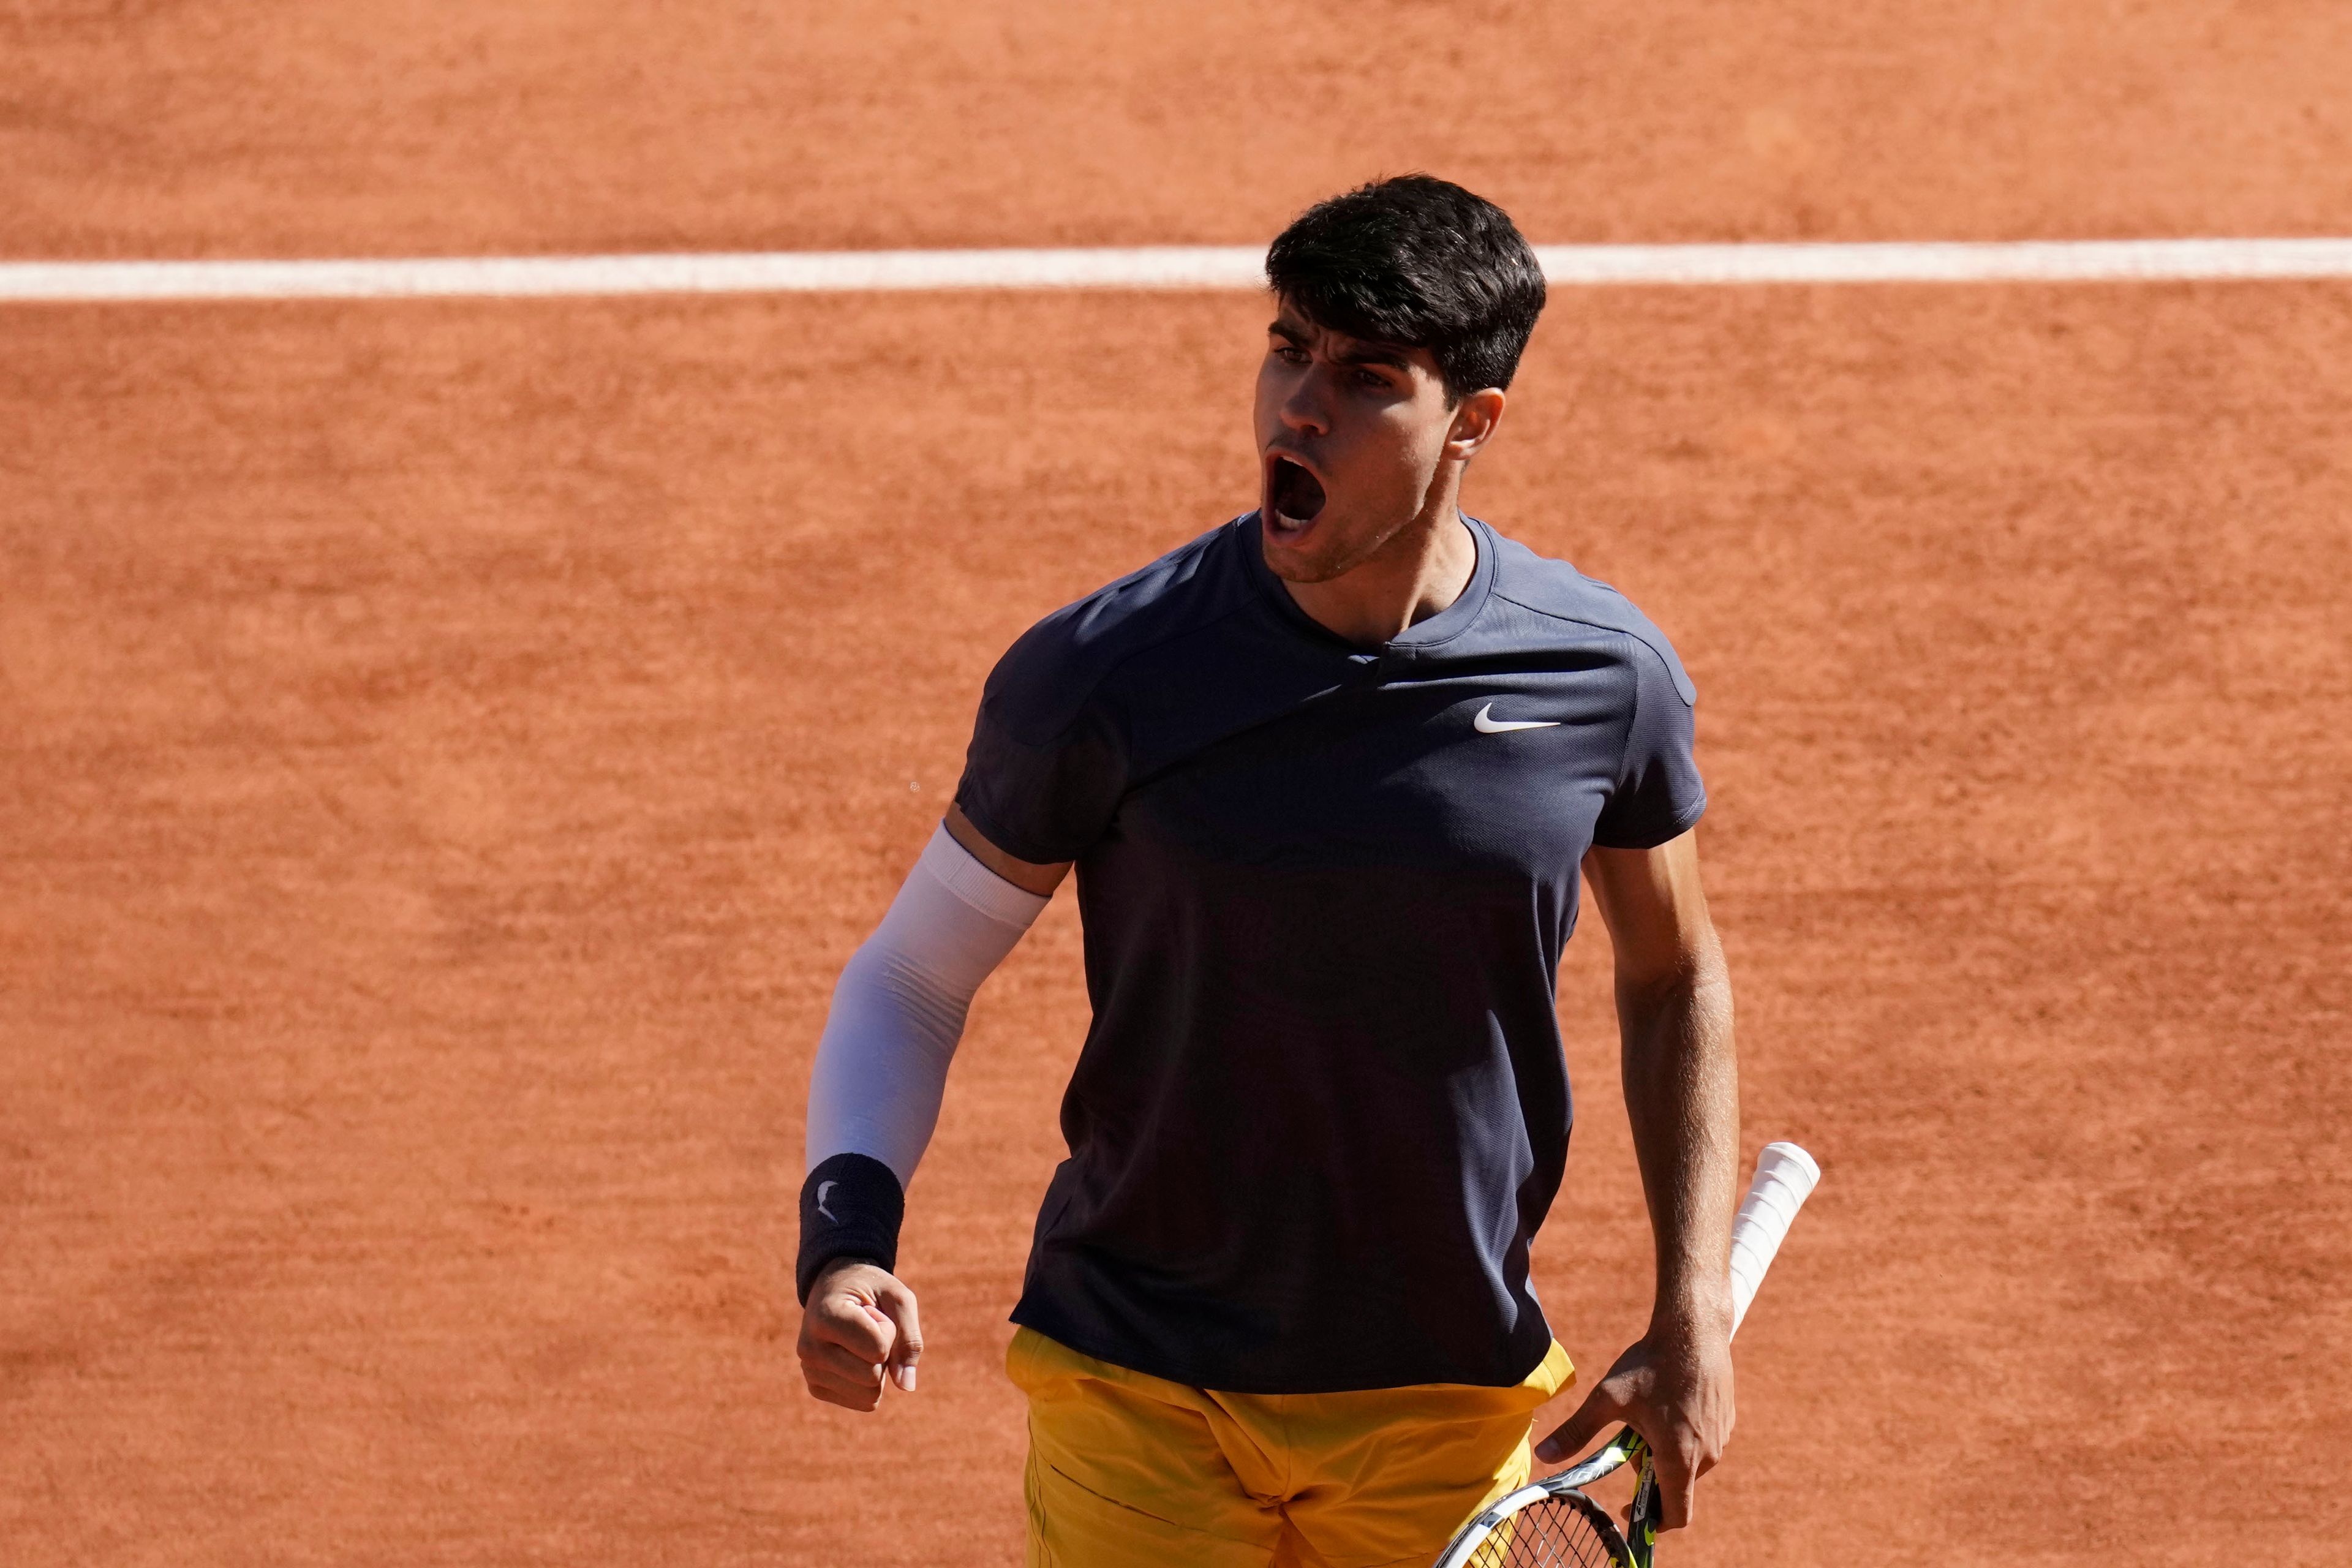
[1618,948,1740,1331]
[1557,835,1741,1525]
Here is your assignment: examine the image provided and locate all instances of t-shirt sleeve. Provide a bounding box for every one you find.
[1590,632,1706,850]
[951,628,1128,866]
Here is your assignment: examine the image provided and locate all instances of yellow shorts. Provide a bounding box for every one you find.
[1008,1326,1575,1568]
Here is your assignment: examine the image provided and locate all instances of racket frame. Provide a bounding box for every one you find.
[1430,1444,1639,1565]
[1429,1142,1820,1568]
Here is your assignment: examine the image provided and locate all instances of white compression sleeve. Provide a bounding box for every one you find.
[802,823,1049,1185]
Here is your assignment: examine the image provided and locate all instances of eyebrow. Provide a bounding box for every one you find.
[1267,318,1414,372]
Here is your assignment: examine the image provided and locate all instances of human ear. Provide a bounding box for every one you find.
[1444,388,1507,461]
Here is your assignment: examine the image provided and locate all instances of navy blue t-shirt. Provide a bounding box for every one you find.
[954,514,1705,1393]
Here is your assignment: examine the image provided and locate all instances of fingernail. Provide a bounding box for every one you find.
[895,1365,917,1392]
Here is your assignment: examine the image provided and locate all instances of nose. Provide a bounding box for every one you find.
[1280,366,1332,438]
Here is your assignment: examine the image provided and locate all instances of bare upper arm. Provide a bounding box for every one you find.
[1581,829,1722,994]
[943,804,1073,898]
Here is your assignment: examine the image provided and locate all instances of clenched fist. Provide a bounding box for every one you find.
[797,1259,923,1411]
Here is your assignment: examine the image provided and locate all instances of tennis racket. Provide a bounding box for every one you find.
[1430,1140,1822,1568]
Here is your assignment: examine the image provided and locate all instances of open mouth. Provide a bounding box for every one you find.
[1265,454,1327,533]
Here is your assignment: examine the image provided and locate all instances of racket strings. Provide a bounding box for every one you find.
[1460,1495,1626,1567]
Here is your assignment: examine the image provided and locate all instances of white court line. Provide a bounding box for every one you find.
[4,238,2352,301]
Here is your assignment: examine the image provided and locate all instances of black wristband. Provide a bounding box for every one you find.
[796,1153,907,1305]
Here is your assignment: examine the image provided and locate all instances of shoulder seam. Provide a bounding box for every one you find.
[1491,584,1665,644]
[1087,586,1267,698]
[1491,586,1689,698]
[1617,625,1641,796]
[986,522,1262,746]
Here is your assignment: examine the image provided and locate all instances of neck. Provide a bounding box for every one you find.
[1282,495,1479,647]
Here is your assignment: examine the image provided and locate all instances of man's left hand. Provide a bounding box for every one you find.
[1532,1316,1735,1531]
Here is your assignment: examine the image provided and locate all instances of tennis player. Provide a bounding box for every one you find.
[796,176,1740,1566]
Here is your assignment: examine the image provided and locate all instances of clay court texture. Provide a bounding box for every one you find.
[5,3,2350,1564]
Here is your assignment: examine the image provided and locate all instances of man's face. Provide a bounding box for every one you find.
[1254,301,1463,585]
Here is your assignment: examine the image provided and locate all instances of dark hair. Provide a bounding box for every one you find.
[1265,175,1547,401]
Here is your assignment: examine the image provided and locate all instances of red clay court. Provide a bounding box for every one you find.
[4,5,2349,1564]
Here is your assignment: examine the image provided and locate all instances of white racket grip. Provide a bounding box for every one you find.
[1728,1141,1820,1336]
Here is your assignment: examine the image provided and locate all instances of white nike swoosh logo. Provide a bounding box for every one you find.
[816,1180,839,1221]
[1473,703,1561,734]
